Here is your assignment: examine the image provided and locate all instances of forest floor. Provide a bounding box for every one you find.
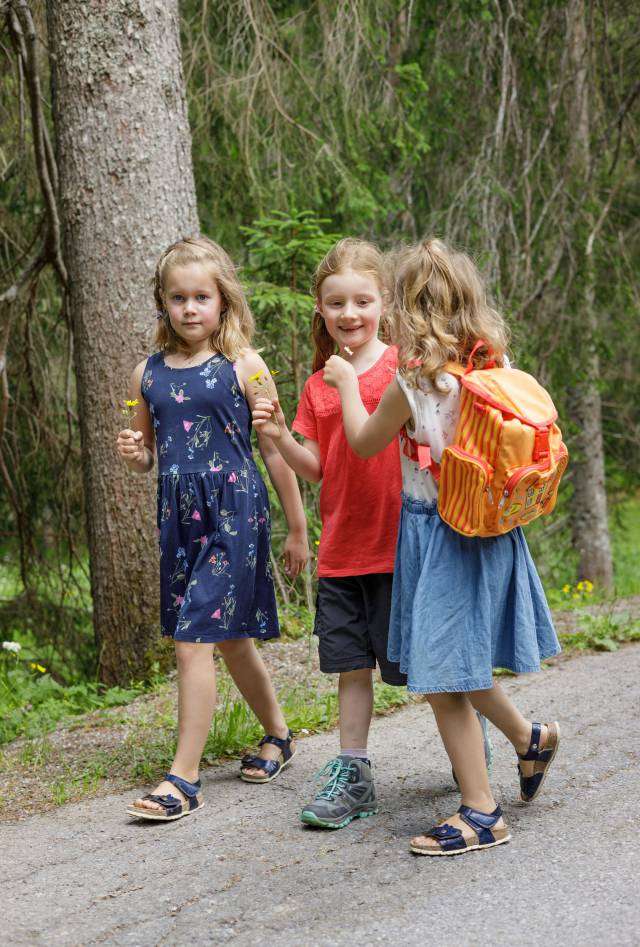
[2,639,639,946]
[0,596,638,823]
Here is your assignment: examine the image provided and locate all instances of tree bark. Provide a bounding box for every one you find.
[566,0,613,590]
[47,0,199,683]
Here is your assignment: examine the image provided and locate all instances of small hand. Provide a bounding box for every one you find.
[283,532,309,578]
[252,397,285,439]
[323,354,357,390]
[117,428,146,464]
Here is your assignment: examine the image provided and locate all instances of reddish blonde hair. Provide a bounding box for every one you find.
[311,238,387,373]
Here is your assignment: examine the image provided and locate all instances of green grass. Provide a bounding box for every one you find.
[558,608,640,653]
[125,673,412,783]
[0,658,146,745]
[609,495,640,597]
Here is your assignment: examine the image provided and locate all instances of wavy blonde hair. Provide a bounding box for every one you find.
[153,237,254,360]
[311,237,388,373]
[391,237,509,390]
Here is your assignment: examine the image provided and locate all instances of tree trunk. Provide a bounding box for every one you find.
[566,0,613,590]
[47,0,199,683]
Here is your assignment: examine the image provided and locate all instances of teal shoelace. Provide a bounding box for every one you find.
[316,758,352,800]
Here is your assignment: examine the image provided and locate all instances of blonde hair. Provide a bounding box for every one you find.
[153,237,254,360]
[391,237,509,389]
[311,238,388,373]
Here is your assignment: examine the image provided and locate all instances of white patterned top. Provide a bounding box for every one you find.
[396,357,511,500]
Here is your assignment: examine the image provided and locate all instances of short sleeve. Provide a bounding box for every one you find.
[396,369,460,463]
[395,372,421,438]
[292,379,318,441]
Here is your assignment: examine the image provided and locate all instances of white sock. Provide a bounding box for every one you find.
[340,748,369,760]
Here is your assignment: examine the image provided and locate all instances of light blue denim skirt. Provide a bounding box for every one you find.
[388,494,561,694]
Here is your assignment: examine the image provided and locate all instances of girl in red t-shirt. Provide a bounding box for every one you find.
[252,238,404,828]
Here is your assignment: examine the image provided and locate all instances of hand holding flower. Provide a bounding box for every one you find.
[323,354,357,390]
[252,396,285,439]
[117,427,146,465]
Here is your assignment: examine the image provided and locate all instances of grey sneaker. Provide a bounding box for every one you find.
[300,755,378,829]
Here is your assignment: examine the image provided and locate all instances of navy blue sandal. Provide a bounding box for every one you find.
[127,772,204,821]
[411,804,511,856]
[240,730,296,783]
[518,721,560,802]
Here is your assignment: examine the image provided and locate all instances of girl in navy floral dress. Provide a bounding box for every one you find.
[117,237,308,820]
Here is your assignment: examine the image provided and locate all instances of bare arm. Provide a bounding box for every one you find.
[257,433,309,576]
[251,396,323,483]
[235,349,310,576]
[322,355,411,458]
[116,359,155,473]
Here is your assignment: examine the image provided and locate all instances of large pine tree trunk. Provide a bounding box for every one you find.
[566,0,613,590]
[47,0,199,684]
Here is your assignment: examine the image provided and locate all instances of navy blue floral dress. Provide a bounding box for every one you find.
[141,352,279,643]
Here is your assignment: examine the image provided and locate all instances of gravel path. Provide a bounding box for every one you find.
[3,645,639,947]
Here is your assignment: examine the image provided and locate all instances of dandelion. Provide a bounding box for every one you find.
[30,663,46,673]
[2,641,21,653]
[562,584,571,594]
[121,398,139,425]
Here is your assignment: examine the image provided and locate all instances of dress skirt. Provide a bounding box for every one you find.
[388,494,561,693]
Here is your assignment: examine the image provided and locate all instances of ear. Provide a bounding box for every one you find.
[314,297,324,316]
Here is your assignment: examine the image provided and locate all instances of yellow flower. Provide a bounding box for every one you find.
[124,399,139,408]
[562,584,571,594]
[248,371,263,382]
[583,580,594,593]
[30,663,47,673]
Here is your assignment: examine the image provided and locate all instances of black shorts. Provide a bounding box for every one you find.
[314,574,407,686]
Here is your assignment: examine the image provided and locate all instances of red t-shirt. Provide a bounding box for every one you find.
[292,346,402,577]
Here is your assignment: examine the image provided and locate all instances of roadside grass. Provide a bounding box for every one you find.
[1,493,638,813]
[0,667,411,814]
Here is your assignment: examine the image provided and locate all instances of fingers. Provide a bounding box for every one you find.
[117,429,144,458]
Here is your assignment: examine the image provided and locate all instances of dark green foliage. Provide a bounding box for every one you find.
[1,2,638,684]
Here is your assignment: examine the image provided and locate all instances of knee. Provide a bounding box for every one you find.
[216,638,252,662]
[175,641,214,674]
[425,691,463,711]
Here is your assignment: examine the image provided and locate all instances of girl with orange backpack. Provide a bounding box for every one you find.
[322,237,563,857]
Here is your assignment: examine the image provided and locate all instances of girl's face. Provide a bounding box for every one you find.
[317,268,383,353]
[164,263,224,349]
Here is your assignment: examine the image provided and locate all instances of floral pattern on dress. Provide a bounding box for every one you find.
[141,351,279,643]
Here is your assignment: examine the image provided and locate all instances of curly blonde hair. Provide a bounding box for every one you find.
[311,237,388,373]
[391,237,509,390]
[153,237,254,361]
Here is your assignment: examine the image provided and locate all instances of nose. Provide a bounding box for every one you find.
[184,297,197,315]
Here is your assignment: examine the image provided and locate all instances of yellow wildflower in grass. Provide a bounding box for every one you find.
[30,663,47,673]
[562,584,571,594]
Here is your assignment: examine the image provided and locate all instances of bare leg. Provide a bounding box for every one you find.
[338,669,374,751]
[217,638,289,777]
[467,681,549,777]
[135,641,216,810]
[411,692,504,848]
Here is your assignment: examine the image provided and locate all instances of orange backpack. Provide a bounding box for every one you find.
[411,342,569,537]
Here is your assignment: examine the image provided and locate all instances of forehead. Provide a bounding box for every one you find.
[320,267,381,298]
[164,261,218,292]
